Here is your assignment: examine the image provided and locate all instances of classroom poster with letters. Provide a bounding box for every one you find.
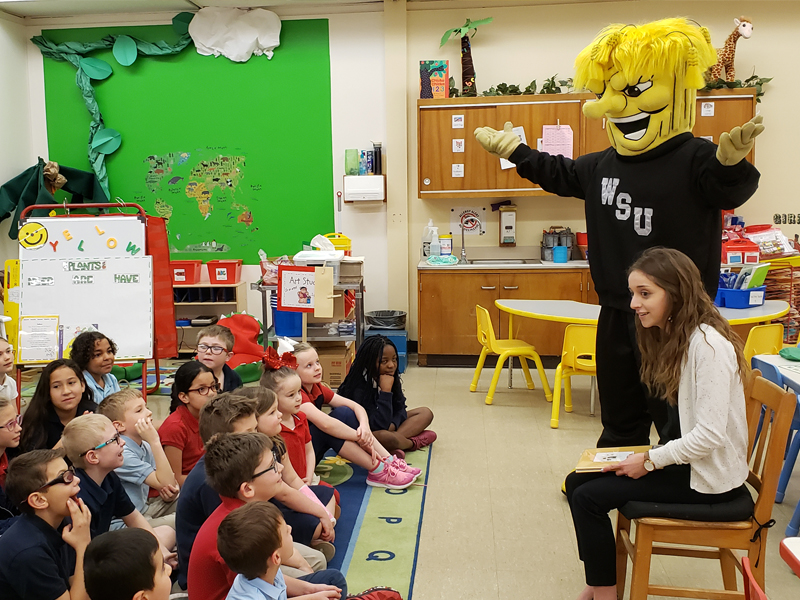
[277,265,316,312]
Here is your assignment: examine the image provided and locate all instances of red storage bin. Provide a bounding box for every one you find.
[171,260,202,284]
[722,239,759,265]
[207,259,243,284]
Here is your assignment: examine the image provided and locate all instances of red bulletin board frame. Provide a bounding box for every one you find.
[277,265,316,313]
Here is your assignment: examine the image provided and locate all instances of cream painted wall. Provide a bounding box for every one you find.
[404,1,800,340]
[0,14,35,269]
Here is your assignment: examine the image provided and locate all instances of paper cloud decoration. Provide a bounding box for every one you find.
[188,7,281,63]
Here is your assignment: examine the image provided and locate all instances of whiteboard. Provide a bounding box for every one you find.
[18,215,146,260]
[19,257,153,361]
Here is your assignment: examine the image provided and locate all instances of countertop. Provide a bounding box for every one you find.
[417,259,590,270]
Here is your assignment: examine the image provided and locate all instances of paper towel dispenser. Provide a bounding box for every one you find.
[343,175,386,202]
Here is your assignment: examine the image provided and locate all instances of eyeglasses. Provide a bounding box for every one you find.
[197,344,227,355]
[186,383,220,396]
[251,450,281,480]
[33,466,76,495]
[0,415,21,430]
[79,432,122,457]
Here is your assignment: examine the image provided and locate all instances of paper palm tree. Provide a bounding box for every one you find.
[440,17,493,97]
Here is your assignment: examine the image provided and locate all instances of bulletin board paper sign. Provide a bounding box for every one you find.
[277,265,316,313]
[313,267,335,319]
[500,126,527,170]
[18,215,146,260]
[18,316,59,364]
[19,256,153,360]
[541,124,573,159]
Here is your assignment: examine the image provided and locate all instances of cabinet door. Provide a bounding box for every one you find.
[581,99,612,154]
[497,271,584,356]
[418,106,496,195]
[418,272,499,355]
[585,271,599,305]
[693,94,756,163]
[495,100,583,192]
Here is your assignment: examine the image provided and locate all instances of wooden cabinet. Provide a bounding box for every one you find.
[173,282,247,354]
[418,268,597,360]
[419,89,758,199]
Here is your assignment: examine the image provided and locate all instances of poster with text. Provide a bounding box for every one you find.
[277,265,316,313]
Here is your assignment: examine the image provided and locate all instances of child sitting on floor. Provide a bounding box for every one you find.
[338,336,436,454]
[0,397,22,530]
[195,324,243,393]
[70,331,121,404]
[265,346,417,490]
[19,359,96,453]
[98,389,179,531]
[84,529,172,600]
[159,361,218,485]
[0,338,17,404]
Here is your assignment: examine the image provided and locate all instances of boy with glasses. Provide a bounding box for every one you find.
[0,448,92,600]
[195,325,242,393]
[61,414,176,567]
[188,432,345,600]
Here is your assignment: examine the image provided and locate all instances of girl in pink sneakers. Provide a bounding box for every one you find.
[338,336,435,458]
[262,347,417,490]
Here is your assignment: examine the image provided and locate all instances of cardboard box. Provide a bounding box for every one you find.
[317,342,354,389]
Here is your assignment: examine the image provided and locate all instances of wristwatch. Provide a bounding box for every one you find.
[643,451,656,472]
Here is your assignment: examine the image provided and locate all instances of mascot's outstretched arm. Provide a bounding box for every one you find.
[717,114,765,166]
[474,121,521,160]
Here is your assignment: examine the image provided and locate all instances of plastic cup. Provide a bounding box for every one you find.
[553,246,569,263]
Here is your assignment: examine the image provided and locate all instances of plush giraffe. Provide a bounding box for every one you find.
[711,17,753,82]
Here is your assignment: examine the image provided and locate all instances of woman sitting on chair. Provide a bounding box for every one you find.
[565,247,750,600]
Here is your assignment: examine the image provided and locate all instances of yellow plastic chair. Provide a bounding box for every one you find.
[470,305,552,405]
[551,324,597,429]
[743,323,784,363]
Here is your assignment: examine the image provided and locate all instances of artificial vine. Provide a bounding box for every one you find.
[449,75,573,98]
[703,72,772,103]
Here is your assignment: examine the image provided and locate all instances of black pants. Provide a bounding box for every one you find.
[565,466,744,586]
[596,306,680,447]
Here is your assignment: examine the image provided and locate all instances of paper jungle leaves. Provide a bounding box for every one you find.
[112,35,138,66]
[91,128,122,154]
[79,57,112,80]
[173,12,194,35]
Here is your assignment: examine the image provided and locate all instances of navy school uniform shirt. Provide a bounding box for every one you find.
[0,514,73,600]
[46,397,97,450]
[75,468,135,538]
[175,455,221,589]
[221,363,243,392]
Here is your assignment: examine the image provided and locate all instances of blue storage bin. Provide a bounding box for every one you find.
[398,352,407,374]
[271,292,303,337]
[714,285,766,309]
[365,329,408,374]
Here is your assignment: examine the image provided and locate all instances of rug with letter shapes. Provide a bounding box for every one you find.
[317,445,432,600]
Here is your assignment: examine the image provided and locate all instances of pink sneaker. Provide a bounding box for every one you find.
[390,456,421,477]
[392,448,406,460]
[366,461,416,489]
[409,430,437,451]
[347,587,403,600]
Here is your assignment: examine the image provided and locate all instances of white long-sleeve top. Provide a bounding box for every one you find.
[648,324,749,494]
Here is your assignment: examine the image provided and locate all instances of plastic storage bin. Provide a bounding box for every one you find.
[171,260,202,285]
[365,329,408,373]
[293,250,343,285]
[206,259,243,284]
[365,310,407,330]
[714,286,766,309]
[270,292,302,337]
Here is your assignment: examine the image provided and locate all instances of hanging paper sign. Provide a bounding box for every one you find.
[277,265,316,313]
[79,57,113,80]
[18,315,59,364]
[91,129,122,154]
[112,35,138,66]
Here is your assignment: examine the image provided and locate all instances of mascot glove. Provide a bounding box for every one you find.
[474,121,522,160]
[717,114,765,166]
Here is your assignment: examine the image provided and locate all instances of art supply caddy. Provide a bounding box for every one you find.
[541,226,574,262]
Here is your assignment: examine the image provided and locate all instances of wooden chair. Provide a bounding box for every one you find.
[550,324,597,428]
[615,370,796,600]
[742,557,768,600]
[743,323,784,364]
[469,305,552,405]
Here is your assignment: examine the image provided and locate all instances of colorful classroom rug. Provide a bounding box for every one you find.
[318,446,432,600]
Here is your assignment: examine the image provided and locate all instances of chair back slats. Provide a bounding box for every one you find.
[745,371,796,525]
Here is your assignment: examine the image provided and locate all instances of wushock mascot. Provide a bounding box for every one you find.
[474,17,763,447]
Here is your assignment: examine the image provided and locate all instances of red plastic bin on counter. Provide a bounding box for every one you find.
[207,259,243,284]
[722,239,759,265]
[171,260,202,285]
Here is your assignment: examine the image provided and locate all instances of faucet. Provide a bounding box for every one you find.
[459,214,482,264]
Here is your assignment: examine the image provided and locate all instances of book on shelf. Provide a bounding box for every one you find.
[575,445,652,473]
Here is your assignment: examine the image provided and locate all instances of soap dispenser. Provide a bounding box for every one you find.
[499,205,517,247]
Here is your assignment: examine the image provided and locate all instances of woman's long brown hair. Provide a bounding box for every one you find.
[629,247,748,405]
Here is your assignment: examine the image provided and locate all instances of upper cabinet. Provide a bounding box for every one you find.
[418,89,757,199]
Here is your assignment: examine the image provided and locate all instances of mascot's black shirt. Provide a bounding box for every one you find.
[509,133,760,311]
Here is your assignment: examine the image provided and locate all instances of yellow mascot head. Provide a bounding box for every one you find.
[574,17,716,156]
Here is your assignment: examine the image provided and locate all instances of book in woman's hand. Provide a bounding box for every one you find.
[575,445,652,473]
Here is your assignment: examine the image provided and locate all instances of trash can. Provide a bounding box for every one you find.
[365,310,407,330]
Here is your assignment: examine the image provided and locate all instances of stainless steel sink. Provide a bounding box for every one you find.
[466,258,541,265]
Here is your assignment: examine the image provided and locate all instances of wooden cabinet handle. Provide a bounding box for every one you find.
[481,286,496,290]
[503,286,519,290]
